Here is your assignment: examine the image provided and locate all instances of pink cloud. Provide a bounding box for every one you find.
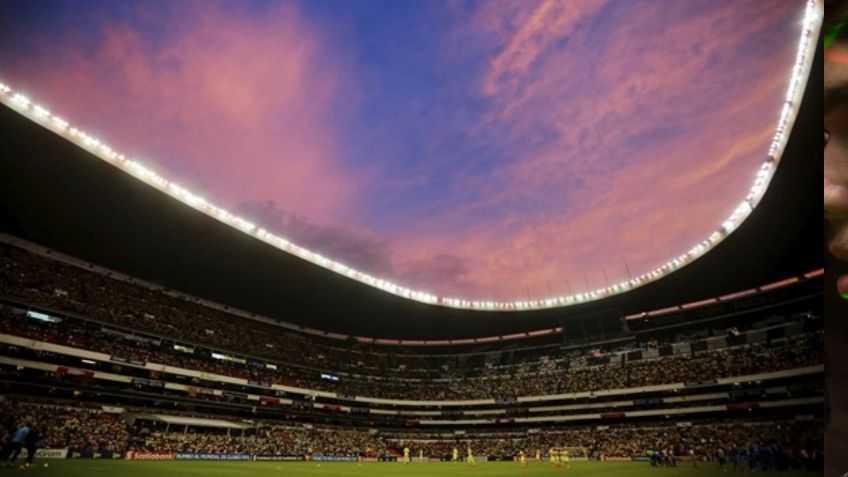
[237,200,395,277]
[5,2,361,224]
[480,0,607,99]
[386,0,801,300]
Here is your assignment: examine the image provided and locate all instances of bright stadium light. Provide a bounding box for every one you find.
[0,0,821,311]
[51,116,68,130]
[33,105,49,117]
[11,93,30,107]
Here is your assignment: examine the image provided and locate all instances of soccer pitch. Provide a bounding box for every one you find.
[9,461,822,477]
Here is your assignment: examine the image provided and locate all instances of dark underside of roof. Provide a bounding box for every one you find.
[0,47,822,340]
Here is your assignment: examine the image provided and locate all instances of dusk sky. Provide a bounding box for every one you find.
[0,1,804,302]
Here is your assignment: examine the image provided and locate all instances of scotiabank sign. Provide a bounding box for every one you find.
[125,451,175,460]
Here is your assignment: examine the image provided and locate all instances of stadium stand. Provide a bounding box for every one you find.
[0,398,823,468]
[0,240,825,470]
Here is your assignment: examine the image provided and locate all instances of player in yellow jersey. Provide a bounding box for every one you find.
[518,450,527,466]
[550,448,559,467]
[535,449,541,463]
[467,446,477,467]
[403,446,410,464]
[562,449,570,469]
[452,447,459,463]
[418,449,423,461]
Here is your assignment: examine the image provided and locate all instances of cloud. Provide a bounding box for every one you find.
[480,0,607,100]
[2,1,362,223]
[397,254,472,296]
[383,0,800,300]
[238,199,473,296]
[237,200,394,277]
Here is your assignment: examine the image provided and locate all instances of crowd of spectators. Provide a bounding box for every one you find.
[0,399,128,454]
[0,242,825,407]
[0,303,824,402]
[0,398,823,471]
[0,245,440,375]
[0,244,821,380]
[138,426,386,457]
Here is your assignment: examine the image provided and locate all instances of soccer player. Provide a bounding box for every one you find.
[403,446,410,464]
[729,446,748,472]
[716,448,727,470]
[419,449,423,461]
[0,422,29,466]
[550,448,559,468]
[466,446,476,467]
[452,447,459,463]
[518,450,527,466]
[20,426,43,468]
[535,449,541,463]
[562,448,570,469]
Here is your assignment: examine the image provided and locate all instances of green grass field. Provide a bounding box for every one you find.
[0,461,822,476]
